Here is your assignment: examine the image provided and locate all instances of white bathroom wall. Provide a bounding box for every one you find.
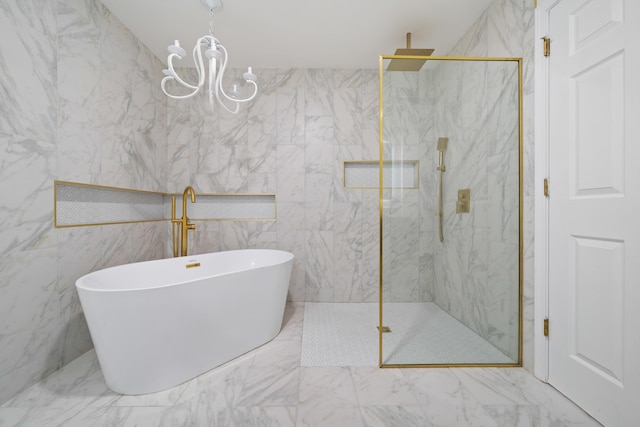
[381,70,432,303]
[0,0,167,404]
[162,0,535,366]
[166,69,382,303]
[425,59,521,361]
[430,0,535,367]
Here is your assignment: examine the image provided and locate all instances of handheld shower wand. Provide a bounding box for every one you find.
[437,137,448,242]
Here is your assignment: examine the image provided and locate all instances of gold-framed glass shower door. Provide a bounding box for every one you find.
[379,56,523,367]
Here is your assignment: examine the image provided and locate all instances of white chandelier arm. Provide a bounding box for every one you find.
[207,44,257,114]
[167,50,200,91]
[161,47,204,100]
[161,76,200,99]
[193,36,212,88]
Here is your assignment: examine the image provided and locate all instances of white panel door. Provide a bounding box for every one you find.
[547,0,640,425]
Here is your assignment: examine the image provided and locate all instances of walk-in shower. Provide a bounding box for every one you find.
[379,56,522,366]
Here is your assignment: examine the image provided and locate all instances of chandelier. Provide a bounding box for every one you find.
[161,0,258,113]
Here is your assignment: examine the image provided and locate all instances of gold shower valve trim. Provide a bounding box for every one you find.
[456,189,471,213]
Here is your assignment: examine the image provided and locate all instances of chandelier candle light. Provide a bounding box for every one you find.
[161,0,258,113]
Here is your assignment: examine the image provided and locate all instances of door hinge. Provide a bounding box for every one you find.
[544,318,549,337]
[543,178,549,197]
[542,37,551,57]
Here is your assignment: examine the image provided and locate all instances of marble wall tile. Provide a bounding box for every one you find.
[57,100,102,184]
[215,142,249,193]
[333,145,363,203]
[448,11,490,57]
[166,100,192,190]
[361,70,381,160]
[305,69,333,117]
[247,222,277,249]
[488,0,535,94]
[305,174,333,231]
[217,221,249,251]
[333,88,363,146]
[0,1,57,144]
[304,116,334,174]
[334,201,363,302]
[57,29,101,109]
[305,231,335,302]
[248,92,277,175]
[360,191,380,303]
[159,0,534,357]
[55,226,102,361]
[277,88,305,145]
[0,0,167,402]
[390,1,532,362]
[0,249,61,404]
[0,134,56,256]
[187,220,219,256]
[166,66,381,304]
[57,0,104,37]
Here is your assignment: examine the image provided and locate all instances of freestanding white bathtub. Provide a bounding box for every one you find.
[76,249,294,395]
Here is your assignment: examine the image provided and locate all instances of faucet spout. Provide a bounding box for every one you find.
[183,185,196,205]
[180,186,197,257]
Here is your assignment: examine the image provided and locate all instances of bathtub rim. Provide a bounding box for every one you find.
[75,248,294,293]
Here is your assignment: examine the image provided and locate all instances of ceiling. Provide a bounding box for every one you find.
[100,0,494,69]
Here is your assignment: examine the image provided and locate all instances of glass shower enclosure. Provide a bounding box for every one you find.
[379,56,522,366]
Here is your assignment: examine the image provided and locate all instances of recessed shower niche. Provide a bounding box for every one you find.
[54,181,276,227]
[379,56,522,367]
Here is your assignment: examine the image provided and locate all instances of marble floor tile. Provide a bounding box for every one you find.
[0,303,600,427]
[3,351,118,410]
[403,368,498,427]
[350,366,420,407]
[296,401,363,427]
[360,405,429,427]
[275,302,304,341]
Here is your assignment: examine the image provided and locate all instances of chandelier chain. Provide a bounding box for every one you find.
[208,9,215,37]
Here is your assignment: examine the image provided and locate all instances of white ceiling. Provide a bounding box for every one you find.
[100,0,494,69]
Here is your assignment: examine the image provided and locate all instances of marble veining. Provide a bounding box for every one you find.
[1,0,536,407]
[380,1,525,362]
[0,303,600,427]
[0,0,169,403]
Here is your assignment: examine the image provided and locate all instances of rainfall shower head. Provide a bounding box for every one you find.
[387,33,434,72]
[437,137,448,152]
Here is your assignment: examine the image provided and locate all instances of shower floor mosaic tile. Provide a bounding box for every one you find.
[0,303,600,426]
[301,302,514,367]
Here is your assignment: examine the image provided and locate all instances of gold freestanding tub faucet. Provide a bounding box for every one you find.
[171,186,197,257]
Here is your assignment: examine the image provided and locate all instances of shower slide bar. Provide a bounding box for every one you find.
[437,137,448,242]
